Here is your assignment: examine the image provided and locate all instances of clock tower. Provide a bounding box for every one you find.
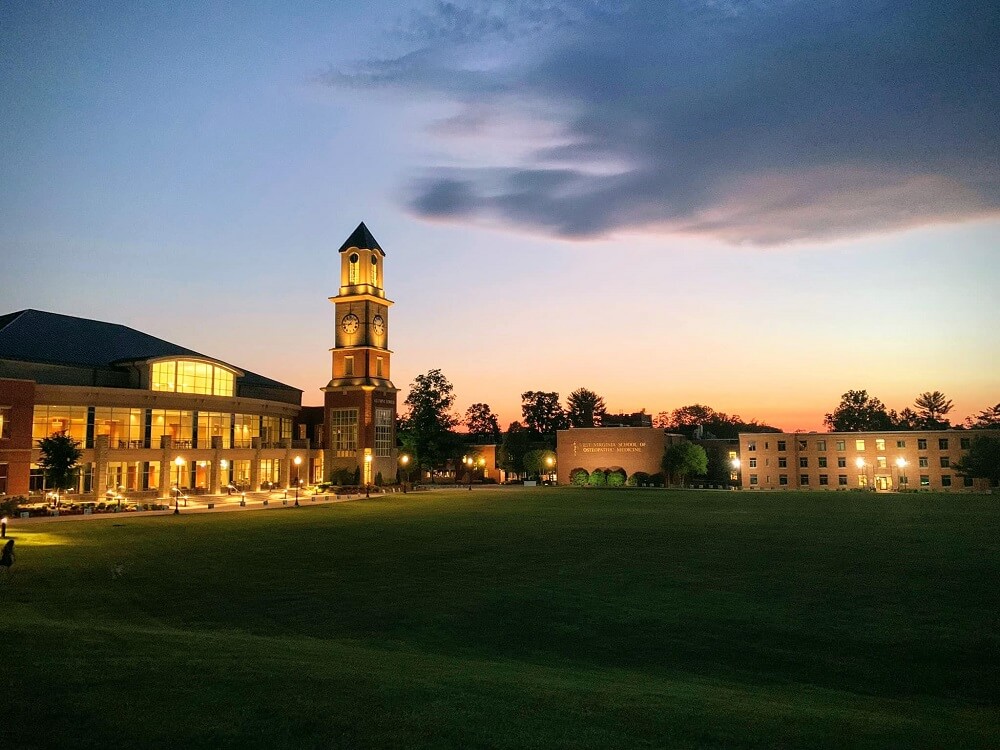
[322,222,397,485]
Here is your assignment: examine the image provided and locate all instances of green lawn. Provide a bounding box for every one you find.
[2,489,998,749]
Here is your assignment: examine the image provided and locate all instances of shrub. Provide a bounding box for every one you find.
[375,471,384,486]
[607,468,627,487]
[570,468,590,486]
[588,469,607,487]
[627,471,649,487]
[0,495,25,515]
[648,472,666,487]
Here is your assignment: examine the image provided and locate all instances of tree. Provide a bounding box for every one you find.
[498,421,533,476]
[523,449,556,479]
[37,432,83,506]
[823,390,894,432]
[893,407,922,431]
[952,435,1000,486]
[657,404,781,439]
[965,403,1000,429]
[399,369,459,478]
[463,403,501,443]
[661,442,708,484]
[566,388,607,428]
[914,391,954,429]
[520,391,568,439]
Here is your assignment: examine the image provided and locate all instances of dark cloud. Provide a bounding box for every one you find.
[334,0,1000,244]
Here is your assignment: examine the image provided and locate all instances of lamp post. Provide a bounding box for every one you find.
[293,456,302,506]
[895,457,907,491]
[220,459,230,494]
[545,455,555,484]
[364,454,372,497]
[400,454,410,492]
[731,457,741,488]
[173,456,185,514]
[465,456,473,490]
[855,457,867,489]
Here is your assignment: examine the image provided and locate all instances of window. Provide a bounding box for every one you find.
[855,439,865,450]
[371,255,379,286]
[920,475,930,486]
[816,439,826,451]
[875,438,885,451]
[94,406,145,448]
[32,405,88,445]
[837,456,846,468]
[0,406,10,439]
[818,457,828,468]
[858,474,868,487]
[960,438,971,449]
[749,474,758,485]
[329,408,358,457]
[799,474,809,485]
[233,414,259,448]
[838,475,848,486]
[896,440,906,448]
[877,456,887,468]
[748,458,757,468]
[918,457,928,468]
[917,438,927,449]
[797,439,807,450]
[777,440,787,451]
[344,356,355,377]
[778,457,787,468]
[938,438,949,450]
[779,475,788,486]
[836,440,846,451]
[374,408,393,458]
[0,463,6,494]
[150,410,194,448]
[941,475,952,487]
[196,412,230,449]
[799,457,808,468]
[747,441,756,451]
[819,474,829,486]
[376,357,384,378]
[151,360,235,397]
[939,456,950,468]
[348,253,359,284]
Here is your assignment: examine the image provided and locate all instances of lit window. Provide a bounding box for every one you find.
[376,357,384,378]
[344,356,354,377]
[330,408,358,457]
[875,438,885,450]
[855,439,865,450]
[0,406,10,440]
[371,255,379,287]
[920,475,930,486]
[150,360,234,397]
[877,456,887,468]
[349,253,360,284]
[375,408,393,457]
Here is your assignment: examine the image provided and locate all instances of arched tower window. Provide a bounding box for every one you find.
[348,253,360,284]
[371,255,379,287]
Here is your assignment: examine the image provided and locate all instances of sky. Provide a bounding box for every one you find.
[2,0,998,432]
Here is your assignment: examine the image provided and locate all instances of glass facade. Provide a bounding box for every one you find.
[197,412,231,449]
[150,409,194,448]
[330,408,358,457]
[375,408,393,457]
[94,407,145,448]
[33,405,88,444]
[151,359,235,397]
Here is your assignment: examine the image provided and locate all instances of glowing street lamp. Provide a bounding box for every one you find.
[364,453,373,497]
[173,456,185,514]
[400,454,410,491]
[855,457,868,488]
[293,456,302,506]
[895,457,908,489]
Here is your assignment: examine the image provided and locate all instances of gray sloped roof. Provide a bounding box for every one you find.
[0,309,299,392]
[337,221,384,255]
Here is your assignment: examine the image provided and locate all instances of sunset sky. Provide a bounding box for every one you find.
[3,1,998,431]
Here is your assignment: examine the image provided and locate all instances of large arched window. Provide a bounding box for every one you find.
[151,360,236,396]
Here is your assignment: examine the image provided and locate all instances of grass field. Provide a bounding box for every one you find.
[2,488,998,749]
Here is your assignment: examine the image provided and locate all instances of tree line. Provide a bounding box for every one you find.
[823,390,999,432]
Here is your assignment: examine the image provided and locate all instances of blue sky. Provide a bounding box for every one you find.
[2,0,998,429]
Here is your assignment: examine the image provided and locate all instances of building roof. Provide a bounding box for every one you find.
[337,221,384,255]
[0,309,299,392]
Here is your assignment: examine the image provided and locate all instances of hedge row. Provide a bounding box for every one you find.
[568,468,666,488]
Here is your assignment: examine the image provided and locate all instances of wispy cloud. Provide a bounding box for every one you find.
[328,0,1000,245]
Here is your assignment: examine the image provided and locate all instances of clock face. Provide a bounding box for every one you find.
[372,315,385,335]
[341,313,360,334]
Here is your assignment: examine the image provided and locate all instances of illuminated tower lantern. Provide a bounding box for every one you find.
[323,222,397,485]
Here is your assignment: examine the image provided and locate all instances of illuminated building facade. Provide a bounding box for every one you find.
[738,430,999,491]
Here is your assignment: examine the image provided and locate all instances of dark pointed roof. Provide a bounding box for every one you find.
[0,309,299,393]
[337,221,384,255]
